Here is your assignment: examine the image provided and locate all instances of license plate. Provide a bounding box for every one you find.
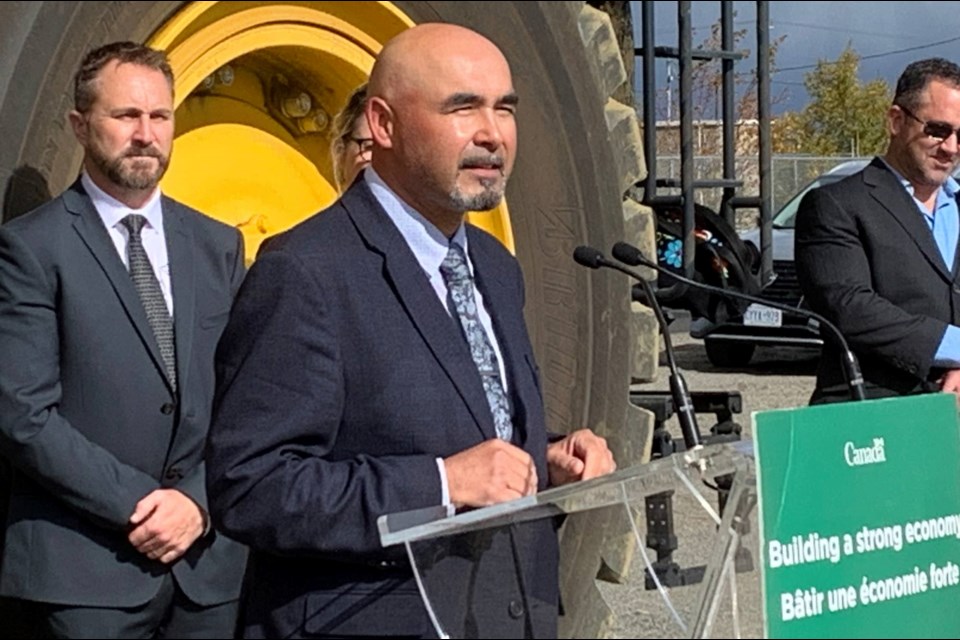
[744,303,782,327]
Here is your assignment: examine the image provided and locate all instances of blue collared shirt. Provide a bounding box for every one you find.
[883,160,960,366]
[363,168,508,387]
[363,168,510,510]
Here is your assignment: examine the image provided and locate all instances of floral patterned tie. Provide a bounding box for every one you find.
[439,242,513,442]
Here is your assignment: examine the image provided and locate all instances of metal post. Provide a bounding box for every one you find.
[641,1,658,203]
[757,1,772,287]
[720,1,736,228]
[679,1,695,280]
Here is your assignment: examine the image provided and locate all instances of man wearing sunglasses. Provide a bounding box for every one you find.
[796,57,960,403]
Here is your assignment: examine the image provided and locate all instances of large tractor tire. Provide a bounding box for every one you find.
[0,2,656,636]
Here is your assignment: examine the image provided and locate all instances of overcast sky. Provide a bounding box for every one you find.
[637,1,960,114]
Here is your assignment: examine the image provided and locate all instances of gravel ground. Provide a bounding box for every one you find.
[595,327,820,638]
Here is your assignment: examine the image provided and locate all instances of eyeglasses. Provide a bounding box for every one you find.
[897,104,960,142]
[350,137,374,157]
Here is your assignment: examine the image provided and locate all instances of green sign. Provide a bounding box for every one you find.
[755,393,960,638]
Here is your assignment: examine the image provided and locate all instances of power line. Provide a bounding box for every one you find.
[771,19,923,41]
[654,20,754,39]
[775,34,960,73]
[771,79,805,87]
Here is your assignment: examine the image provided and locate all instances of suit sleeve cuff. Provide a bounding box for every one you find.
[201,507,212,536]
[436,457,456,517]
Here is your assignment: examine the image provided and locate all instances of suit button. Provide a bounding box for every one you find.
[165,467,183,481]
[160,402,176,415]
[508,599,524,619]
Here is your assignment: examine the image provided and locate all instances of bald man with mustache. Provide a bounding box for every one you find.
[206,23,615,638]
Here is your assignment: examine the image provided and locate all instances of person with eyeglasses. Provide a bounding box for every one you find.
[796,57,960,403]
[257,85,372,260]
[330,83,372,192]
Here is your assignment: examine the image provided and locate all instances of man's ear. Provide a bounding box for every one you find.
[887,104,904,138]
[366,97,394,150]
[68,110,88,145]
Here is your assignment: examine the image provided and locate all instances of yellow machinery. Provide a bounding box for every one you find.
[0,3,656,636]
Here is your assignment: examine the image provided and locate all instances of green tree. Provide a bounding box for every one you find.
[775,46,891,156]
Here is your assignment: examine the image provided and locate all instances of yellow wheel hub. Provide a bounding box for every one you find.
[150,1,514,260]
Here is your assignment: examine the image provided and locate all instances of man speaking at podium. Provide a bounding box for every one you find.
[796,58,960,404]
[206,23,615,638]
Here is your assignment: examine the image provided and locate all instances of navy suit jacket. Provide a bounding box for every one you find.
[0,181,247,607]
[796,157,960,402]
[207,180,559,638]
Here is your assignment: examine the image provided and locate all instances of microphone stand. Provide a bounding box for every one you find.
[574,246,724,589]
[573,246,702,451]
[611,241,867,402]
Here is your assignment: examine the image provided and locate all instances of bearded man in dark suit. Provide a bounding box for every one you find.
[0,41,246,638]
[797,58,960,404]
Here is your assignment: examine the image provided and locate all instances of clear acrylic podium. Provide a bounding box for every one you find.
[378,441,761,639]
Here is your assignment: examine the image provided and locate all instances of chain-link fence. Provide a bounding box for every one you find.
[648,155,869,230]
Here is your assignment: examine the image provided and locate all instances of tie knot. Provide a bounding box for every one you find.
[440,242,470,285]
[121,214,147,238]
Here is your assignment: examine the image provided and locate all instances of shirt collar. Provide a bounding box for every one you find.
[945,175,960,199]
[880,156,960,204]
[363,168,469,278]
[81,171,164,233]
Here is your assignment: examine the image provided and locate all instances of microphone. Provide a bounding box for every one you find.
[573,246,703,451]
[610,241,866,402]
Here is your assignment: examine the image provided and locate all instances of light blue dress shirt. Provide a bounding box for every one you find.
[882,160,960,366]
[363,168,511,509]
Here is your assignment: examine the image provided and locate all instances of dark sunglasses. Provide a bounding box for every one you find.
[897,104,960,142]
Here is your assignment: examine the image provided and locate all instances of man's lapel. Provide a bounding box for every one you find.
[342,182,497,440]
[865,159,953,281]
[163,197,196,393]
[66,181,174,393]
[466,227,531,444]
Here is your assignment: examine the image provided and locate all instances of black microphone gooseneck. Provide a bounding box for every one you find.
[573,246,703,451]
[609,241,867,402]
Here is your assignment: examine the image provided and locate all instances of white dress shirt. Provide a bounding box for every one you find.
[81,172,173,314]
